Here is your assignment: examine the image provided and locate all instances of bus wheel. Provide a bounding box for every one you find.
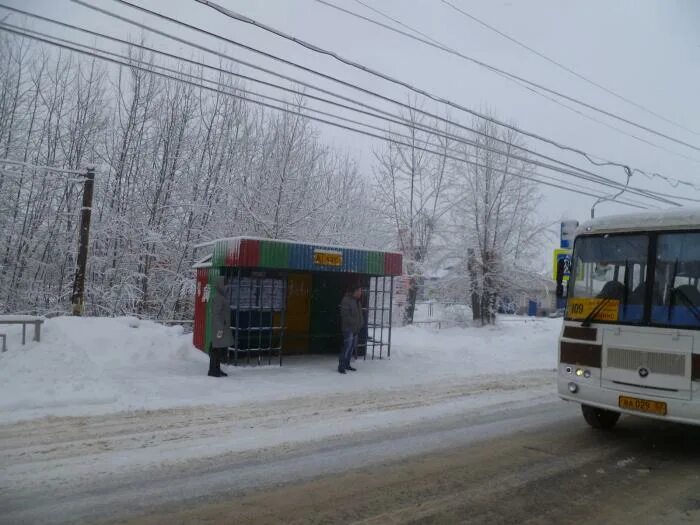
[581,404,620,430]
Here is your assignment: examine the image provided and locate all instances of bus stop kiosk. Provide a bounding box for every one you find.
[193,237,403,366]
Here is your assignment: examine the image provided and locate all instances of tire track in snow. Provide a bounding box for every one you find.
[0,370,555,486]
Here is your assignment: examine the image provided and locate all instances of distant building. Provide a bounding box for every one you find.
[511,279,557,316]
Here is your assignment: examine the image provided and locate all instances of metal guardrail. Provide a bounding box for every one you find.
[0,317,44,344]
[411,319,458,329]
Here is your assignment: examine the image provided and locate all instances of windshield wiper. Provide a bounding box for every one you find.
[581,296,614,327]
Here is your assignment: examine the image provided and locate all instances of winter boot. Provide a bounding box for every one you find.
[346,365,357,372]
[217,368,228,377]
[209,347,222,377]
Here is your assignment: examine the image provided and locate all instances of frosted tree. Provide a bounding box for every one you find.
[373,101,451,324]
[441,115,550,325]
[0,38,106,313]
[0,36,378,319]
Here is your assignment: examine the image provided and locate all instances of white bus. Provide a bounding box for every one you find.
[558,208,700,429]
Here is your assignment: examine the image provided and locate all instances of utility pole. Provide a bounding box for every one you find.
[71,166,95,316]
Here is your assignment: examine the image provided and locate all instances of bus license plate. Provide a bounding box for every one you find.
[618,395,667,416]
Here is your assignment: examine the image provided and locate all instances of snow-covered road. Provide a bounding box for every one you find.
[0,315,564,523]
[125,410,700,525]
[0,372,562,524]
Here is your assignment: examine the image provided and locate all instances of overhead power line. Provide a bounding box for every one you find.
[5,9,691,209]
[301,0,700,154]
[348,0,700,167]
[0,22,653,210]
[0,22,625,205]
[81,0,653,173]
[2,7,692,206]
[0,166,87,184]
[508,74,700,168]
[0,157,87,175]
[32,3,626,180]
[65,0,700,196]
[11,5,695,206]
[1,26,660,211]
[437,0,700,137]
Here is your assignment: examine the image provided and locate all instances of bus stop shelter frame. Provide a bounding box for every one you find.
[193,237,402,366]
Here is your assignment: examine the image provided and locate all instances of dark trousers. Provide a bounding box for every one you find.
[339,331,356,370]
[209,346,224,372]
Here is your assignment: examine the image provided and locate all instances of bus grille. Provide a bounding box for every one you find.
[606,347,687,376]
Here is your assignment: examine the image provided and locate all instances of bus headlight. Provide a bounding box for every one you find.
[568,382,578,393]
[576,368,584,377]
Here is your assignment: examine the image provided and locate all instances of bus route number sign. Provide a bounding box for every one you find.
[566,298,619,322]
[313,249,343,267]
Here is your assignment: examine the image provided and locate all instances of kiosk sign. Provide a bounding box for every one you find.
[313,249,343,267]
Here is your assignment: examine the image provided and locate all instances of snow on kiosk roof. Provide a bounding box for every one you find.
[195,237,402,275]
[579,207,700,235]
[192,237,403,366]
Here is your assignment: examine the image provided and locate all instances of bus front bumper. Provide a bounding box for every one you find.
[557,366,700,427]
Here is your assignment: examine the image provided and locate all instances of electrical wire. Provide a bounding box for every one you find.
[6,12,696,206]
[50,1,700,199]
[0,167,86,184]
[80,0,699,192]
[436,0,699,138]
[4,26,698,204]
[1,20,678,206]
[0,18,687,207]
[349,0,700,168]
[508,74,700,169]
[299,0,700,154]
[0,22,653,210]
[0,6,627,189]
[0,157,87,175]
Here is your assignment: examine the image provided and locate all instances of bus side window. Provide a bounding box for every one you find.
[652,233,700,326]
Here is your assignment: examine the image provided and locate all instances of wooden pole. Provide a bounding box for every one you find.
[71,166,95,316]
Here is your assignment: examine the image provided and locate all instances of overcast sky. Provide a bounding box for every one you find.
[4,0,700,236]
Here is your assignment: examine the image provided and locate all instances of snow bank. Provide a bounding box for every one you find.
[392,317,559,376]
[0,315,561,423]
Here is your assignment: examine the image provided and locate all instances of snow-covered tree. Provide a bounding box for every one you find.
[0,36,375,319]
[372,101,451,324]
[440,115,551,325]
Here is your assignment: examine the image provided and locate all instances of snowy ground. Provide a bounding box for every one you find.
[0,315,560,424]
[0,314,565,523]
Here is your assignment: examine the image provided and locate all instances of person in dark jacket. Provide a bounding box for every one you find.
[338,285,363,374]
[209,275,233,377]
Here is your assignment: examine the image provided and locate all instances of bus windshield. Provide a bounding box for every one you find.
[567,234,648,324]
[567,232,700,328]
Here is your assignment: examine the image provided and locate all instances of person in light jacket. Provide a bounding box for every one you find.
[209,275,233,377]
[338,285,363,374]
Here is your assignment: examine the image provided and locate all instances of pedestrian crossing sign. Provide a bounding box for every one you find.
[552,249,572,282]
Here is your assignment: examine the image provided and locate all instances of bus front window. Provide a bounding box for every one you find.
[652,232,700,327]
[567,234,648,323]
